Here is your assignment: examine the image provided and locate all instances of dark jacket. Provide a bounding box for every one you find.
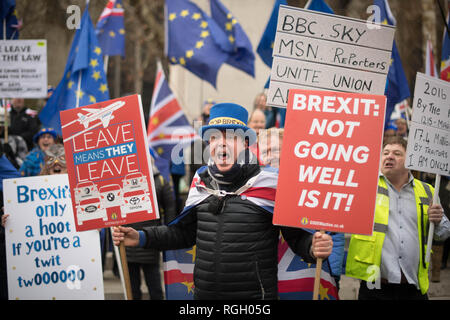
[141,164,315,300]
[125,172,177,264]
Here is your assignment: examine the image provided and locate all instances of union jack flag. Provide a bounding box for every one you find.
[147,61,198,182]
[278,235,339,300]
[95,0,125,57]
[163,246,195,300]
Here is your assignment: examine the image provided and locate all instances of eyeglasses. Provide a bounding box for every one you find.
[46,154,66,166]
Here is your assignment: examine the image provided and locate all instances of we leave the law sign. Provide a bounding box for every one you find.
[60,94,159,231]
[273,89,386,235]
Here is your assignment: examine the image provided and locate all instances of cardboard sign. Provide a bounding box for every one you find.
[60,94,159,231]
[406,73,450,176]
[0,40,47,98]
[4,174,104,300]
[267,5,395,107]
[273,89,386,235]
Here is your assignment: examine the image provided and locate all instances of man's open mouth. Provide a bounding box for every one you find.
[384,162,394,168]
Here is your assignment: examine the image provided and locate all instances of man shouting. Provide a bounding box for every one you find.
[113,103,332,300]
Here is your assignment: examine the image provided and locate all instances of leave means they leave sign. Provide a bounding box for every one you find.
[60,94,159,232]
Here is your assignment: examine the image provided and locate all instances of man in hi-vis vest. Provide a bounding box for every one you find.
[346,136,450,300]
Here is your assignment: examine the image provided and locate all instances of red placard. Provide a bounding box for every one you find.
[60,94,159,231]
[273,89,386,235]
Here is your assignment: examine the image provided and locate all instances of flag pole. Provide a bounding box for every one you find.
[75,71,82,108]
[103,55,109,74]
[312,230,325,300]
[425,174,441,263]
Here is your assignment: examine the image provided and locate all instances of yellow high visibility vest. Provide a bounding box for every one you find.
[346,177,434,294]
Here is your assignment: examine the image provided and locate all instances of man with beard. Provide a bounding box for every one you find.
[113,103,332,300]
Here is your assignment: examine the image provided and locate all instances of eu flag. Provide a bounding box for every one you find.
[163,247,195,300]
[210,0,255,77]
[374,0,410,128]
[39,5,110,134]
[305,0,333,14]
[165,0,228,88]
[95,0,125,57]
[257,0,287,68]
[0,0,20,39]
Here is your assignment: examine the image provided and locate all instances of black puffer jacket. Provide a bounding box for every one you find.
[142,164,315,300]
[125,172,177,264]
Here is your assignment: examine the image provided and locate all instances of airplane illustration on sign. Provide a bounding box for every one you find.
[77,100,125,129]
[62,100,126,142]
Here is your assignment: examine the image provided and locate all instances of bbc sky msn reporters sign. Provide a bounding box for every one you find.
[0,40,47,98]
[267,5,395,107]
[60,94,159,232]
[405,72,450,176]
[4,174,104,300]
[273,89,386,235]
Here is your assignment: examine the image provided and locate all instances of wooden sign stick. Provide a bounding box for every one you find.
[312,230,325,300]
[118,236,133,300]
[425,174,441,263]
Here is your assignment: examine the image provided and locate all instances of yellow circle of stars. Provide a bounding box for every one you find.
[168,9,209,66]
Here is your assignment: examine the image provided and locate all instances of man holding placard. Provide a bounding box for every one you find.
[346,136,450,300]
[113,103,333,300]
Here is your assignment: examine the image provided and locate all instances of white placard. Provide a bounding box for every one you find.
[4,174,104,300]
[0,40,47,98]
[267,5,395,107]
[405,73,450,176]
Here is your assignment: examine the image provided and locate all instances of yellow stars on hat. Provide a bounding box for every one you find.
[192,12,201,20]
[180,9,189,17]
[89,95,96,103]
[109,30,116,38]
[169,12,176,21]
[119,28,125,35]
[94,46,102,55]
[228,35,235,44]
